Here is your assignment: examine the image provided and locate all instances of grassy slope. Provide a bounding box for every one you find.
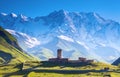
[3,62,118,77]
[27,62,120,77]
[0,26,33,64]
[0,58,120,77]
[28,72,120,77]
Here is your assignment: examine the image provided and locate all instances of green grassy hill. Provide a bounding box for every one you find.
[0,26,33,64]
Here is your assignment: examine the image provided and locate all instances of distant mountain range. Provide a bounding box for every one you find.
[0,10,120,63]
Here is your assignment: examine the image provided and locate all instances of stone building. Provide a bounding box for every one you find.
[48,49,94,64]
[49,49,69,62]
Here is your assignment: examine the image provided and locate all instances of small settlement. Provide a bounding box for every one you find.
[48,49,94,65]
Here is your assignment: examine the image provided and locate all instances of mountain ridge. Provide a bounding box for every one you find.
[112,57,120,65]
[0,10,120,63]
[0,26,33,64]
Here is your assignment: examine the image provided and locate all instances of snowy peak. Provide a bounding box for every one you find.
[45,10,106,26]
[48,10,68,17]
[10,13,17,18]
[48,10,104,20]
[0,12,29,21]
[40,10,69,25]
[0,12,8,16]
[19,14,29,21]
[0,10,106,25]
[0,12,18,18]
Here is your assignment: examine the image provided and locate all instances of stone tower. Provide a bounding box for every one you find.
[57,49,62,59]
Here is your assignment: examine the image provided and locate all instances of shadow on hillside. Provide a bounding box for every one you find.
[3,70,29,77]
[39,61,93,67]
[3,63,41,77]
[3,69,96,77]
[30,69,103,74]
[0,50,12,64]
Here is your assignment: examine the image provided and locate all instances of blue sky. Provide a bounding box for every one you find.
[0,0,120,22]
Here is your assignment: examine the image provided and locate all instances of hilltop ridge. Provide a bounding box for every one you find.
[0,26,33,64]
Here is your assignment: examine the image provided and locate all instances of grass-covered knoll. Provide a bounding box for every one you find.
[0,64,20,77]
[0,26,38,77]
[27,71,120,77]
[27,62,120,77]
[0,26,34,64]
[38,61,117,70]
[0,61,120,77]
[0,44,33,64]
[0,61,40,77]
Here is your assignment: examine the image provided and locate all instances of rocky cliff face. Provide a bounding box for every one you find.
[112,57,120,65]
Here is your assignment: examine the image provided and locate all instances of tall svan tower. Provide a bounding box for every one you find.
[57,49,62,59]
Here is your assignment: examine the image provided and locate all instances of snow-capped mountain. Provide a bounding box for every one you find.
[6,29,40,49]
[0,10,120,63]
